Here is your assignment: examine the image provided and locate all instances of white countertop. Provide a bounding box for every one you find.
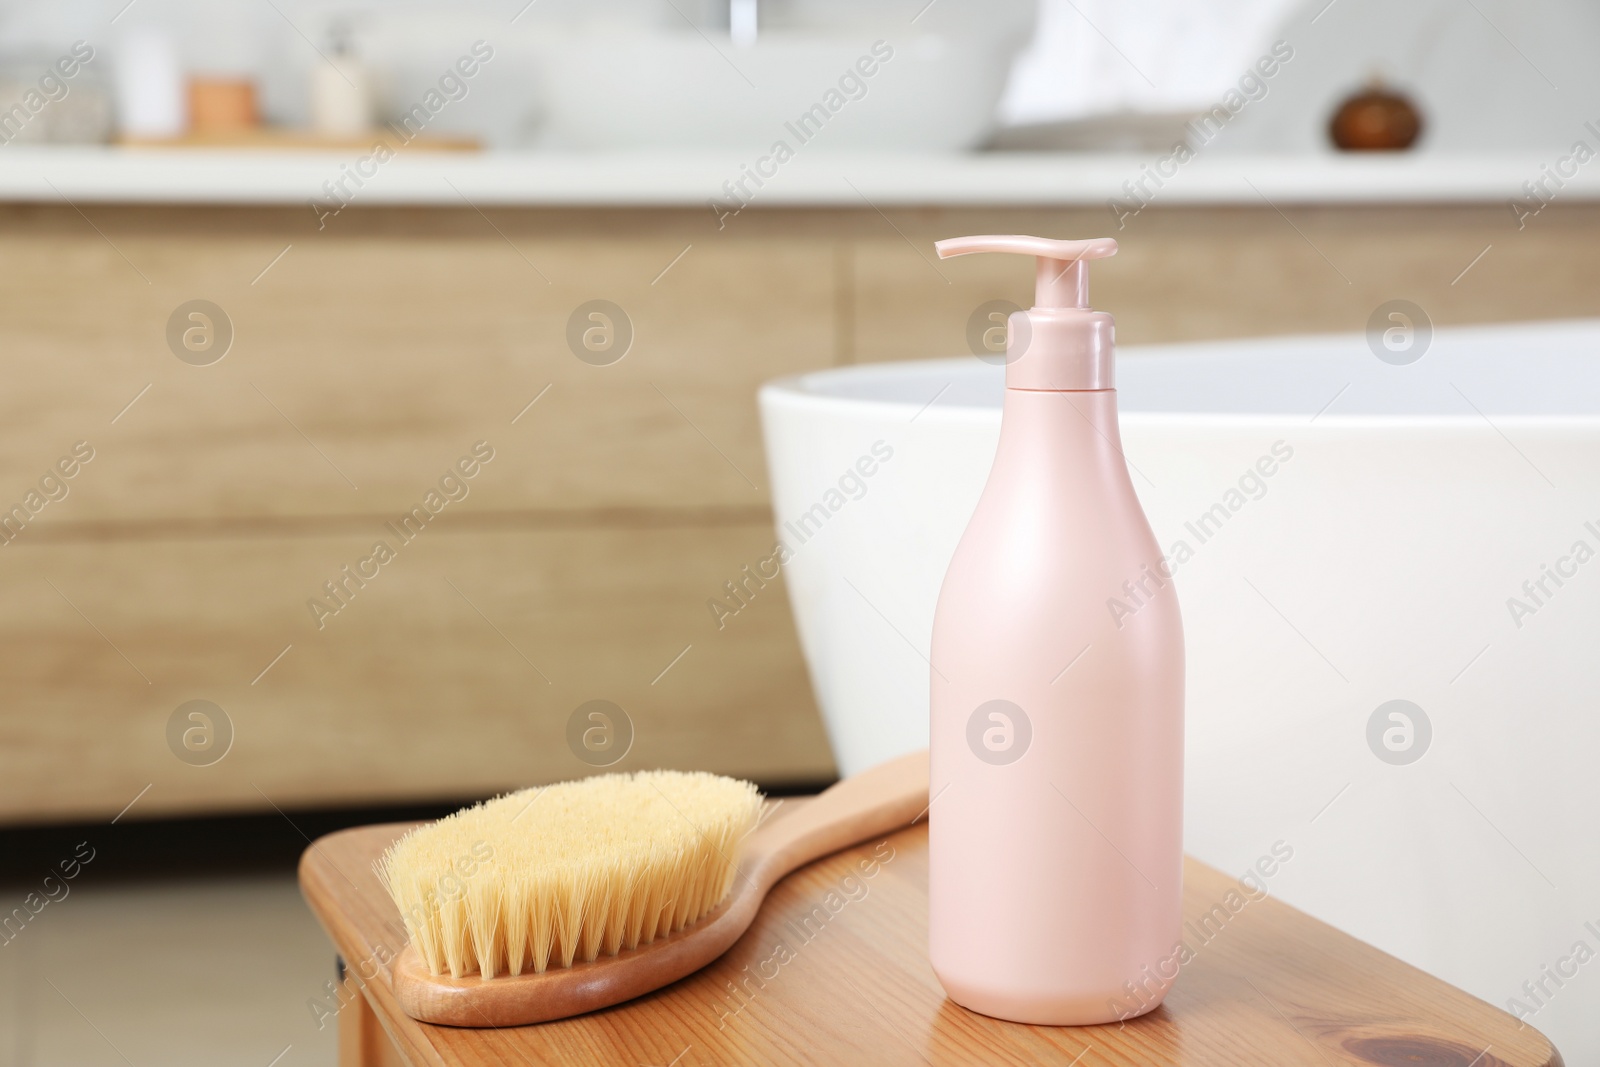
[0,146,1584,207]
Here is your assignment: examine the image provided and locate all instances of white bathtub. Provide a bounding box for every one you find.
[759,319,1600,1060]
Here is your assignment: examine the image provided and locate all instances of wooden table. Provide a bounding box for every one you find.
[300,806,1562,1067]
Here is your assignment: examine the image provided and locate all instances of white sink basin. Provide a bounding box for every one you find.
[355,4,1032,152]
[533,31,1019,152]
[760,319,1600,1061]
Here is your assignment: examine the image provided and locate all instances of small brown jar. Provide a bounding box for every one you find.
[1329,80,1423,151]
[187,77,258,133]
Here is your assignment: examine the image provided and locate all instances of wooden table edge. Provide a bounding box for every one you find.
[298,818,1565,1067]
[301,825,451,1067]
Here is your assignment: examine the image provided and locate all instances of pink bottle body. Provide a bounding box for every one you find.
[928,236,1184,1026]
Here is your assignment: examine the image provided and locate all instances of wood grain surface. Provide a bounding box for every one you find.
[300,803,1562,1067]
[0,525,829,821]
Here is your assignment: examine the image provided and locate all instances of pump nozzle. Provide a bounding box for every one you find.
[934,234,1120,391]
[935,235,1117,311]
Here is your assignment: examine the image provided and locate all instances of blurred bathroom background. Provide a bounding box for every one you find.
[0,0,1592,151]
[0,0,1596,1064]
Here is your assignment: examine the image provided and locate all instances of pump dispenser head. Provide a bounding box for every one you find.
[936,235,1118,391]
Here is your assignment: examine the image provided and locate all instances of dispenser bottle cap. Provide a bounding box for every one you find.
[935,235,1118,391]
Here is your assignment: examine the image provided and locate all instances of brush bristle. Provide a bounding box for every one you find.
[376,770,763,979]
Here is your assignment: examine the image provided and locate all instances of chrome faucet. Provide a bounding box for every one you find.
[730,0,757,46]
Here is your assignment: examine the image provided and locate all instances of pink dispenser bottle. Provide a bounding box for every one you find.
[928,235,1184,1025]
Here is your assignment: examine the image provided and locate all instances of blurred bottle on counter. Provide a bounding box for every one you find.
[115,28,186,138]
[0,45,114,144]
[310,20,373,137]
[52,73,115,143]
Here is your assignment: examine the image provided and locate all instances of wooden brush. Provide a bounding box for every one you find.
[378,750,928,1027]
[378,770,764,980]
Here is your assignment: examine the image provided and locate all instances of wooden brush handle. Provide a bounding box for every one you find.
[745,749,930,890]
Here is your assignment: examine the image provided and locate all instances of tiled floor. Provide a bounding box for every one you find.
[0,875,339,1067]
